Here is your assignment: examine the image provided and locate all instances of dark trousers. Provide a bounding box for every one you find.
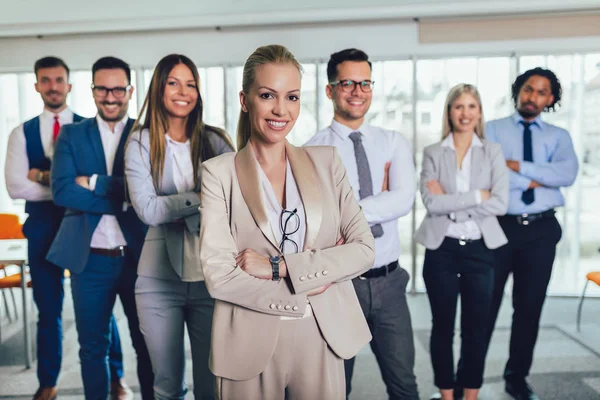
[424,238,494,390]
[29,235,124,388]
[486,215,562,382]
[344,265,419,400]
[70,252,154,400]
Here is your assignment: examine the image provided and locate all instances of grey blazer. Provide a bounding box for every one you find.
[415,139,509,250]
[125,128,234,281]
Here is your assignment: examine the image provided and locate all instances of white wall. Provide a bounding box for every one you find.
[1,0,599,36]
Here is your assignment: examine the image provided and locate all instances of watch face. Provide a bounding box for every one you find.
[270,256,280,263]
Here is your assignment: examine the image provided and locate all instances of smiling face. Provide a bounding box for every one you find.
[35,66,71,111]
[163,63,198,121]
[517,75,555,120]
[239,62,301,145]
[449,92,482,135]
[92,68,133,123]
[326,60,372,129]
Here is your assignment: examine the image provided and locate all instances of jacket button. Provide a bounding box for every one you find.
[307,274,314,279]
[292,306,299,311]
[276,304,282,310]
[299,276,306,281]
[284,305,291,310]
[186,200,191,206]
[269,303,276,309]
[322,270,328,276]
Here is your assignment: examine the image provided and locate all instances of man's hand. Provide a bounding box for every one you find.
[75,176,90,190]
[306,283,332,297]
[381,161,391,192]
[480,190,491,201]
[27,168,40,182]
[528,180,542,189]
[506,160,520,172]
[28,168,50,186]
[236,249,288,280]
[427,179,445,195]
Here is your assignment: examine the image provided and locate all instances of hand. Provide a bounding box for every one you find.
[236,249,289,280]
[506,160,520,172]
[335,237,345,246]
[381,161,391,191]
[197,192,202,200]
[427,179,445,195]
[480,190,491,201]
[27,168,41,182]
[529,180,542,189]
[306,283,332,297]
[75,176,90,190]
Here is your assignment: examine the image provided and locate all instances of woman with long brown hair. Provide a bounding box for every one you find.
[125,54,233,400]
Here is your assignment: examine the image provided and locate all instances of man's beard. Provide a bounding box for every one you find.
[43,92,65,110]
[517,103,542,119]
[98,102,127,122]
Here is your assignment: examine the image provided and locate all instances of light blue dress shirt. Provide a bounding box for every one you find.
[485,112,578,215]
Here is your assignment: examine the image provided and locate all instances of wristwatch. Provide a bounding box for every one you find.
[35,170,44,184]
[269,255,281,281]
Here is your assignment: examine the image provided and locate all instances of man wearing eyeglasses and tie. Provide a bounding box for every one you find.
[47,56,153,400]
[4,56,129,400]
[305,48,419,400]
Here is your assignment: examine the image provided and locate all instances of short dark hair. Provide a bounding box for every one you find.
[512,67,562,112]
[327,48,372,82]
[92,56,131,84]
[34,56,70,78]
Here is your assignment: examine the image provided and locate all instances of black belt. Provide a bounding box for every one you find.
[501,209,555,225]
[359,261,398,280]
[90,246,127,257]
[446,237,482,246]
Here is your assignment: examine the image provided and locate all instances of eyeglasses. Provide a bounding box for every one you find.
[279,208,300,253]
[329,80,375,93]
[91,84,131,98]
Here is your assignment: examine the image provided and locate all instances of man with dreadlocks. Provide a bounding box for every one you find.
[476,68,578,400]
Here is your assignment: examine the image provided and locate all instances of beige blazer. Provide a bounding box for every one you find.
[415,139,509,250]
[200,141,375,381]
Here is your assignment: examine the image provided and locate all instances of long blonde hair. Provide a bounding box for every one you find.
[441,83,485,140]
[237,44,302,149]
[131,54,233,190]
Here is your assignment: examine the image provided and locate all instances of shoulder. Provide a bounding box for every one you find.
[482,140,503,156]
[205,127,235,154]
[423,141,443,156]
[486,116,512,128]
[127,128,149,146]
[542,121,571,138]
[304,128,333,146]
[61,117,92,136]
[202,151,236,174]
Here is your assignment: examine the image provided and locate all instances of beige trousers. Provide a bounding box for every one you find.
[215,316,345,400]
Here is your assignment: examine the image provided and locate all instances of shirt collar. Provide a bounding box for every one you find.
[330,119,369,141]
[96,114,128,135]
[511,111,543,129]
[441,132,483,150]
[166,134,190,147]
[41,107,73,123]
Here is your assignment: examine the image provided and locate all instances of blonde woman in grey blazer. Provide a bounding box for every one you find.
[415,84,508,400]
[125,54,234,400]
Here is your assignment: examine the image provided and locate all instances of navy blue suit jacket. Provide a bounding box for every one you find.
[47,117,147,274]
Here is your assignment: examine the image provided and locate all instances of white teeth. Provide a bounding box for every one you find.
[267,120,286,128]
[460,119,471,124]
[174,101,188,106]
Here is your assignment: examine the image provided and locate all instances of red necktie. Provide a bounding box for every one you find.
[53,114,61,143]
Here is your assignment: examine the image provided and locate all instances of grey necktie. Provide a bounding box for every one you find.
[349,131,383,238]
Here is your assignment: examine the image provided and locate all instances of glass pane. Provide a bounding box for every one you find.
[0,74,23,215]
[477,57,512,122]
[519,55,546,72]
[224,66,243,146]
[317,63,333,130]
[199,67,225,130]
[288,63,317,146]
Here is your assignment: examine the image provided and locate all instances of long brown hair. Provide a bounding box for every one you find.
[441,83,485,140]
[237,45,302,149]
[131,54,233,190]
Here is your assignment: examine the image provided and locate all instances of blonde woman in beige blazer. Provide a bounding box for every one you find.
[200,45,374,400]
[415,84,508,400]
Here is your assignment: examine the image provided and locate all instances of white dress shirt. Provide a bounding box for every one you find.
[89,115,128,249]
[5,108,75,202]
[166,135,195,194]
[443,133,483,240]
[257,158,311,319]
[305,120,416,269]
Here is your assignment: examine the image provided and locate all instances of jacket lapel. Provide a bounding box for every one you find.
[89,119,107,175]
[112,118,135,177]
[470,144,484,189]
[441,146,457,194]
[234,144,279,251]
[286,142,322,252]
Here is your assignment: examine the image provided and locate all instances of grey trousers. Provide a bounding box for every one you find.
[344,266,420,400]
[216,316,345,400]
[135,276,214,400]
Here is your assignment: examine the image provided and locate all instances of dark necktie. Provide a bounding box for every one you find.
[349,132,383,238]
[521,121,534,205]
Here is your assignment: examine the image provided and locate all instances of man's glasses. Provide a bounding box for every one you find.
[329,80,375,93]
[279,208,300,253]
[91,84,131,98]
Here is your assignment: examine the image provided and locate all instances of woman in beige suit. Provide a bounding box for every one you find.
[199,44,375,400]
[125,54,234,400]
[415,84,509,400]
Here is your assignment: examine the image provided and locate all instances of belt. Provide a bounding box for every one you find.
[502,209,555,226]
[89,246,127,257]
[359,261,398,280]
[446,237,481,246]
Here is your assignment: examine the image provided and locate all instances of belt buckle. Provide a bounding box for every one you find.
[458,236,467,246]
[359,275,367,280]
[517,213,530,226]
[118,245,125,257]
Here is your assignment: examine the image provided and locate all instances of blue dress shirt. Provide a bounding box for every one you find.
[485,112,578,215]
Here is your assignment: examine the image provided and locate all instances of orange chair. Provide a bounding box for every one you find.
[576,271,600,332]
[0,213,27,322]
[0,214,25,239]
